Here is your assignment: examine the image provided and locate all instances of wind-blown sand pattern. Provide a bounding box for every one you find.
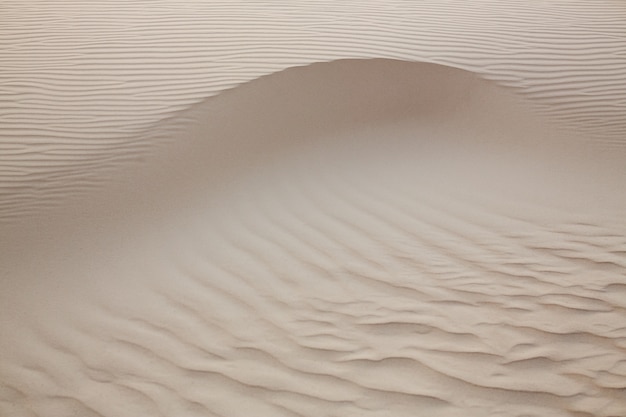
[1,3,626,417]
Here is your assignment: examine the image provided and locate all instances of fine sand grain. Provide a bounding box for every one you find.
[1,2,626,417]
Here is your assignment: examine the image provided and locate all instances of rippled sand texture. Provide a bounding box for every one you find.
[1,0,626,219]
[1,1,626,417]
[2,59,626,417]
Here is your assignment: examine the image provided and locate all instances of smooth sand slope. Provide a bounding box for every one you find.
[2,59,626,417]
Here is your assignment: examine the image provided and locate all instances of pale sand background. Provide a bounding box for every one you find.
[1,1,626,417]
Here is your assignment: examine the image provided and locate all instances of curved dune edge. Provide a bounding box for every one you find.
[2,59,625,417]
[2,0,626,220]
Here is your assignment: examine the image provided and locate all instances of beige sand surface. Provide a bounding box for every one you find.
[1,2,626,417]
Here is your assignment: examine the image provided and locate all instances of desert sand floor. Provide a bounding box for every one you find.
[1,2,626,417]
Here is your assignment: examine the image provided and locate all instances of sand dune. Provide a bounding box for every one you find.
[2,1,626,416]
[1,0,626,219]
[2,59,625,416]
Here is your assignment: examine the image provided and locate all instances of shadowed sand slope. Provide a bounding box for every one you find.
[1,60,625,417]
[1,0,626,219]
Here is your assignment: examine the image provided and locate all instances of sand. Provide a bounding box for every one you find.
[1,2,626,417]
